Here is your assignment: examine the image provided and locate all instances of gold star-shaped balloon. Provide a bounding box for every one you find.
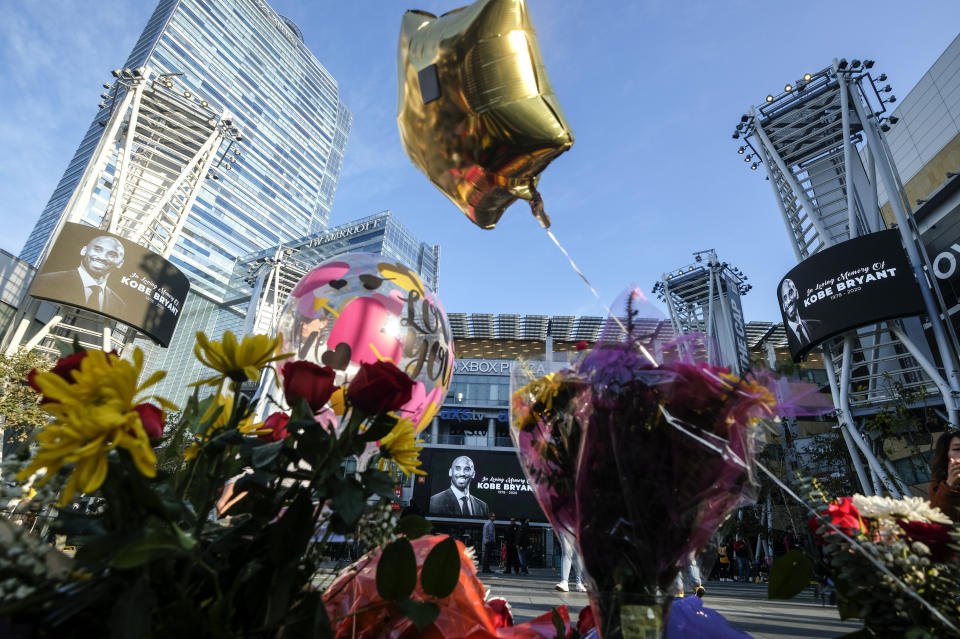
[398,0,574,229]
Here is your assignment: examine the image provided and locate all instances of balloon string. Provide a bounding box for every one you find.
[659,407,960,635]
[528,185,552,229]
[542,226,657,366]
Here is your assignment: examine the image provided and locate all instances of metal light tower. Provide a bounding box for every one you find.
[736,58,960,496]
[4,67,241,356]
[652,250,753,375]
[240,248,309,338]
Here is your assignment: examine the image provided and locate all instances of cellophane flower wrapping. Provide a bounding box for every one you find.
[510,363,586,578]
[322,534,571,639]
[510,289,788,638]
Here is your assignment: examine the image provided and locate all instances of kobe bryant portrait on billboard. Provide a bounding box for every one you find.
[780,278,818,347]
[33,235,127,317]
[429,455,488,517]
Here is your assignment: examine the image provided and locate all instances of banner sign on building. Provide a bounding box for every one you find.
[29,223,190,347]
[724,274,751,374]
[777,229,924,361]
[923,213,960,339]
[412,448,545,522]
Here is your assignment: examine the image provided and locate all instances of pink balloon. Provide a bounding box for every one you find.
[291,262,350,297]
[327,297,404,366]
[277,252,454,422]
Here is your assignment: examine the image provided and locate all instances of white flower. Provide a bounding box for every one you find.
[851,494,952,525]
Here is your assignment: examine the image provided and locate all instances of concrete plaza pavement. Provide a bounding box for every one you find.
[481,568,862,638]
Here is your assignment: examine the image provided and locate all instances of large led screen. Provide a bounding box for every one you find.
[411,448,546,522]
[777,230,924,361]
[28,223,190,347]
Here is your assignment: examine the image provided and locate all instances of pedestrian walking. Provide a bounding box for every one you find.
[502,517,520,574]
[555,534,586,592]
[517,518,531,574]
[717,541,731,581]
[480,512,496,574]
[672,550,705,597]
[733,536,752,582]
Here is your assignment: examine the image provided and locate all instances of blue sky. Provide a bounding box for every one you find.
[2,1,959,323]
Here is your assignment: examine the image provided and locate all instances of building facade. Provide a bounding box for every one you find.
[19,0,351,304]
[0,251,34,340]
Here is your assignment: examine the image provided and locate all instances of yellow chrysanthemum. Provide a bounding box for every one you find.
[512,372,563,430]
[191,330,289,387]
[329,387,346,416]
[377,418,425,477]
[16,349,176,506]
[184,393,268,460]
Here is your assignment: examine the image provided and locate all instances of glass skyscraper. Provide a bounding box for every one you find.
[236,210,441,293]
[19,0,352,303]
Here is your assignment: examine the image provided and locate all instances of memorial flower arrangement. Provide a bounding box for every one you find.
[0,331,454,638]
[784,486,960,638]
[511,289,787,638]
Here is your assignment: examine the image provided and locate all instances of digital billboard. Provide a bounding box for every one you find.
[411,448,546,522]
[28,223,190,347]
[777,230,925,361]
[923,212,960,339]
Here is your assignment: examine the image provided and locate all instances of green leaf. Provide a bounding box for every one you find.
[551,608,566,639]
[396,598,439,631]
[265,564,297,627]
[836,630,871,638]
[206,428,245,453]
[109,579,156,639]
[330,476,365,528]
[836,592,860,621]
[362,467,397,501]
[376,538,417,601]
[266,490,315,565]
[281,590,334,639]
[189,393,218,434]
[51,336,76,358]
[397,515,432,540]
[420,536,460,598]
[110,527,189,569]
[251,440,285,468]
[361,414,399,442]
[767,549,814,600]
[171,523,197,551]
[291,397,333,463]
[75,530,141,567]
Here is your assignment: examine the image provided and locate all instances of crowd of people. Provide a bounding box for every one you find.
[479,513,535,575]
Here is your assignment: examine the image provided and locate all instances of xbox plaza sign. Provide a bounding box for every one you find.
[453,358,548,376]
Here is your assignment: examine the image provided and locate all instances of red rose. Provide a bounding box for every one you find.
[898,520,955,562]
[259,412,290,443]
[282,360,338,412]
[484,597,514,629]
[28,351,95,400]
[347,361,414,415]
[575,341,589,351]
[576,605,596,634]
[134,403,165,439]
[809,497,865,544]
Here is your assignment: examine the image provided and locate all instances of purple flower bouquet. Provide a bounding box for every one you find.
[510,290,809,638]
